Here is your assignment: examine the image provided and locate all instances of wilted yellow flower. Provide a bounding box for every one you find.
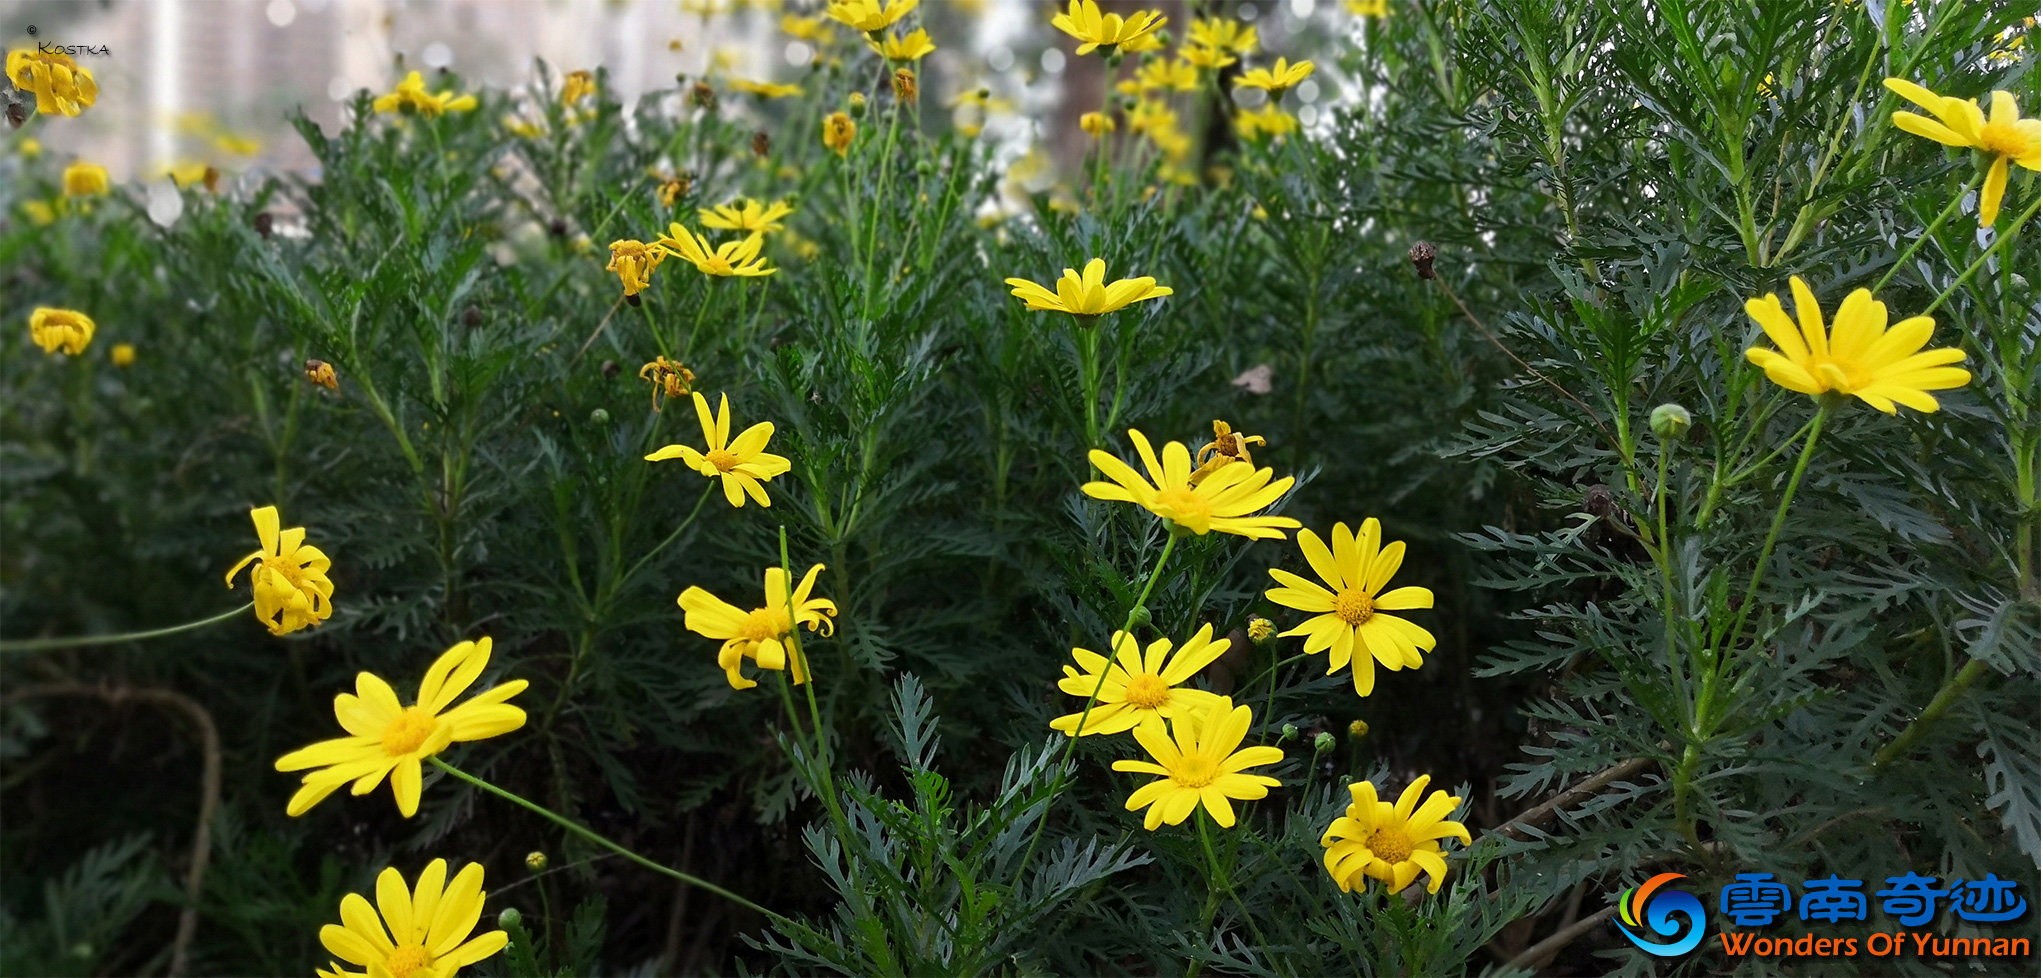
[1112,697,1284,830]
[1235,57,1315,95]
[275,637,527,817]
[1004,258,1172,317]
[823,111,857,155]
[1052,626,1232,737]
[1080,111,1116,136]
[561,68,597,104]
[678,563,837,689]
[871,27,936,62]
[730,78,804,98]
[1052,0,1167,56]
[1084,429,1301,540]
[28,307,95,356]
[701,198,795,234]
[62,161,109,197]
[317,860,510,978]
[306,359,340,390]
[1265,519,1436,697]
[1743,276,1969,414]
[656,226,776,277]
[225,505,337,636]
[371,70,478,117]
[1235,103,1299,141]
[1883,78,2040,226]
[638,357,697,411]
[783,13,834,42]
[646,391,793,506]
[827,0,918,33]
[1188,17,1259,55]
[1191,420,1266,484]
[6,47,98,117]
[1321,775,1471,894]
[893,67,918,101]
[110,343,136,367]
[607,239,666,296]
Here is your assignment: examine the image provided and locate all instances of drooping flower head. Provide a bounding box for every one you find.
[6,47,98,117]
[1084,429,1300,540]
[1051,625,1232,737]
[1884,78,2040,227]
[27,307,95,356]
[274,637,529,817]
[827,0,918,34]
[1112,697,1284,830]
[645,391,792,507]
[1321,774,1472,894]
[316,859,510,978]
[1265,519,1436,697]
[1743,276,1970,414]
[607,239,666,296]
[655,226,776,277]
[700,198,795,234]
[1004,258,1172,318]
[1190,420,1266,485]
[677,564,838,689]
[225,505,336,636]
[638,356,697,412]
[306,359,340,390]
[1052,0,1167,57]
[1080,111,1116,137]
[823,111,857,155]
[372,70,478,118]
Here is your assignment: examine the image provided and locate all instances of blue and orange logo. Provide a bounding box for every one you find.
[1616,872,1707,957]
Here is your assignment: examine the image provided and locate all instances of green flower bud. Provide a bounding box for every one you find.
[1314,731,1336,755]
[1649,403,1691,440]
[525,850,548,871]
[1126,605,1152,629]
[497,907,522,930]
[589,408,610,425]
[1280,723,1299,742]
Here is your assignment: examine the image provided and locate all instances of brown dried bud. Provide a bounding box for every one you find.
[892,67,917,102]
[6,99,26,129]
[1409,241,1437,279]
[1584,484,1614,518]
[202,166,220,194]
[691,82,717,111]
[253,212,273,239]
[751,131,771,157]
[462,306,482,328]
[548,218,568,238]
[626,293,643,307]
[601,359,621,379]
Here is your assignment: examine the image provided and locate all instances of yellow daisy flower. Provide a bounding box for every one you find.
[1051,625,1232,737]
[1234,57,1315,95]
[5,47,98,117]
[1883,78,2040,226]
[655,226,777,277]
[1181,44,1237,71]
[1112,697,1285,830]
[1118,33,1166,55]
[273,637,529,817]
[607,239,665,296]
[677,564,838,689]
[783,13,835,43]
[1083,428,1301,540]
[1188,17,1259,55]
[225,505,337,636]
[372,70,478,117]
[730,78,804,99]
[1051,0,1167,57]
[1003,258,1172,317]
[62,161,109,197]
[27,307,95,356]
[1345,0,1390,17]
[827,0,918,33]
[561,68,598,104]
[1264,519,1435,697]
[1080,111,1116,136]
[870,27,936,62]
[645,391,793,507]
[316,859,510,978]
[1235,103,1299,141]
[1743,276,1970,414]
[700,198,795,234]
[1134,58,1199,93]
[1321,774,1472,894]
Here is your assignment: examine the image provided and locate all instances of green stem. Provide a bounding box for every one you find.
[1921,196,2040,316]
[1077,320,1104,448]
[432,758,780,920]
[615,482,717,595]
[1872,169,1985,295]
[1188,814,1226,978]
[1871,659,1990,769]
[1,601,254,653]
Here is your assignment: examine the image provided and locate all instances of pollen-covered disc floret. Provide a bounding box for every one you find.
[1265,518,1435,696]
[224,505,337,636]
[1321,774,1471,894]
[273,637,529,818]
[1051,625,1232,737]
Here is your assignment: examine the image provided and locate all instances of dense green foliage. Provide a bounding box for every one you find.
[3,1,2037,975]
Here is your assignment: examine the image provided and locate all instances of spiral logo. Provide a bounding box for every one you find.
[1615,872,1707,957]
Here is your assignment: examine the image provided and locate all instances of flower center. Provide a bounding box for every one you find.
[384,945,433,978]
[1368,824,1416,864]
[741,607,790,642]
[1334,589,1376,627]
[380,708,439,756]
[704,448,740,472]
[1173,755,1219,789]
[1123,674,1171,709]
[1808,358,1869,394]
[1980,120,2029,158]
[1152,486,1212,524]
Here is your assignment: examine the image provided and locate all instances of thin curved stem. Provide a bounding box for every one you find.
[1,601,254,653]
[1922,196,2040,316]
[1872,169,1984,295]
